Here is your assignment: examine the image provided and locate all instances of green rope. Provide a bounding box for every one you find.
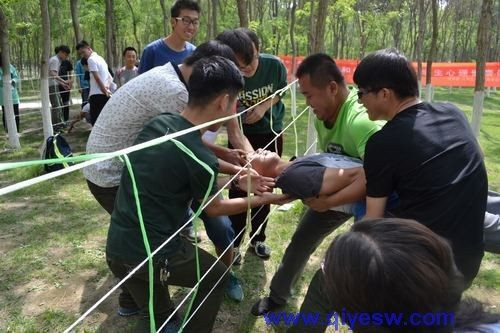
[170,138,215,332]
[122,154,156,333]
[0,152,110,171]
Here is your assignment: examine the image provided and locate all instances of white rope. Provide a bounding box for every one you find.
[61,85,305,332]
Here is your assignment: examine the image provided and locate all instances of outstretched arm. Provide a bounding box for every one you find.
[202,192,291,217]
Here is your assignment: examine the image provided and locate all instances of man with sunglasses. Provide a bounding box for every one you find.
[138,0,200,74]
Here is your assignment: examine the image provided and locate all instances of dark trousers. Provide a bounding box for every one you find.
[2,104,19,133]
[81,87,90,108]
[270,209,351,305]
[86,179,118,215]
[59,85,71,122]
[89,94,109,125]
[86,179,138,309]
[49,85,63,125]
[228,132,283,247]
[107,240,229,333]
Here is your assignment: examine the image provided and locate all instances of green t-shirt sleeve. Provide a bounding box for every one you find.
[349,114,382,159]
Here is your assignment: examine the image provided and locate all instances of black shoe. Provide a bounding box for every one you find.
[251,296,283,316]
[117,306,140,317]
[250,241,271,260]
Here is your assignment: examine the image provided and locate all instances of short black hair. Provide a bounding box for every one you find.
[296,53,345,87]
[122,46,137,57]
[353,48,419,99]
[54,46,60,54]
[76,40,90,51]
[183,40,237,66]
[57,45,70,54]
[171,0,200,17]
[235,27,260,52]
[215,29,254,66]
[188,56,244,108]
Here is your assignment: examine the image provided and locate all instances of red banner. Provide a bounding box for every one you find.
[279,55,500,87]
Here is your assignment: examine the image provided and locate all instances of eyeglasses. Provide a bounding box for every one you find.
[174,17,200,27]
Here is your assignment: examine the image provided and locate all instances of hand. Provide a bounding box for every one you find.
[259,192,293,205]
[302,196,332,212]
[237,173,275,195]
[222,148,247,166]
[244,104,267,124]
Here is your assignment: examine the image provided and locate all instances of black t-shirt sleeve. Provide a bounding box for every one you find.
[187,156,219,201]
[364,132,398,198]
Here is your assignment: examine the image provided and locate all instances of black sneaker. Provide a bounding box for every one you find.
[117,306,140,317]
[250,241,271,259]
[179,225,202,243]
[251,296,284,316]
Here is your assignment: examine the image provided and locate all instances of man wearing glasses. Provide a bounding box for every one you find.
[138,0,200,74]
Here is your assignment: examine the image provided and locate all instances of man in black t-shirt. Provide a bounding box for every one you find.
[353,48,487,285]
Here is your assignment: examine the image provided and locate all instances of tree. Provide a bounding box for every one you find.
[159,0,170,37]
[39,0,53,140]
[311,0,328,53]
[70,0,83,44]
[425,0,438,102]
[289,0,297,74]
[125,0,141,55]
[415,0,426,97]
[0,4,20,149]
[471,0,493,137]
[105,0,117,69]
[237,0,249,28]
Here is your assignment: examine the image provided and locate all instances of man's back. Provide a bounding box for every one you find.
[365,102,487,273]
[84,63,188,188]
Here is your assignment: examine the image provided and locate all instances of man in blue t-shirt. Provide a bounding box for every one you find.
[138,0,200,74]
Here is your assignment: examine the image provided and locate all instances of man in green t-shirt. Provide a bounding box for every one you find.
[252,54,382,316]
[216,28,288,261]
[106,56,289,332]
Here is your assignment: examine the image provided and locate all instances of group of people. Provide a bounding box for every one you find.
[44,0,497,332]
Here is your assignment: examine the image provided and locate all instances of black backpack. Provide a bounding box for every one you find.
[43,133,73,173]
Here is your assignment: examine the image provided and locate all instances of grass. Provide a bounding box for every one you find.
[0,87,498,332]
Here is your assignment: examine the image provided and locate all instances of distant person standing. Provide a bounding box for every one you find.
[0,52,20,133]
[114,47,138,88]
[58,58,73,124]
[76,40,113,125]
[75,57,90,108]
[138,0,200,74]
[48,45,71,128]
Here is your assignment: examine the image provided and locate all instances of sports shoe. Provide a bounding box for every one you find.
[226,272,244,301]
[179,225,202,243]
[233,247,242,266]
[250,241,271,259]
[251,296,284,316]
[117,306,140,317]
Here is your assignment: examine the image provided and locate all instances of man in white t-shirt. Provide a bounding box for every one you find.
[76,40,113,125]
[48,45,71,127]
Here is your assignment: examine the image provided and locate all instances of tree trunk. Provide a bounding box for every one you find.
[356,12,368,59]
[40,0,53,140]
[307,0,316,55]
[290,0,297,74]
[125,0,141,57]
[159,0,169,37]
[0,5,20,148]
[312,0,328,53]
[416,0,426,97]
[471,0,493,137]
[425,0,438,102]
[70,0,83,44]
[237,0,249,28]
[211,0,218,38]
[105,0,117,69]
